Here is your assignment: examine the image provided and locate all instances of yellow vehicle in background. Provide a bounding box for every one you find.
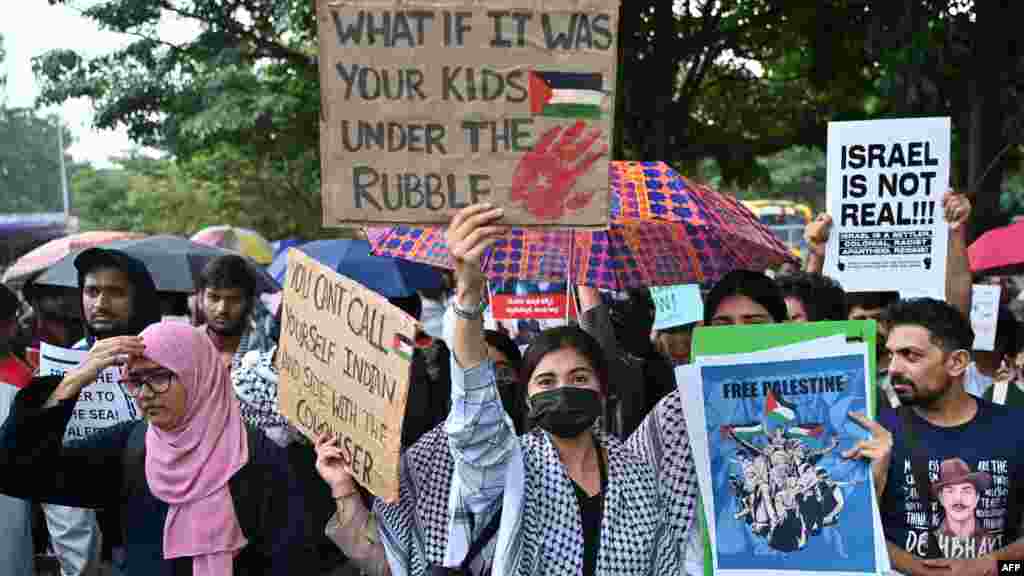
[742,200,813,259]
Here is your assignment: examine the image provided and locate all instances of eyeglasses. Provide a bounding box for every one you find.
[121,369,175,398]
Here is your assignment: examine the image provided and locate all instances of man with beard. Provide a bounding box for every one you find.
[196,255,258,371]
[878,299,1024,574]
[42,247,162,576]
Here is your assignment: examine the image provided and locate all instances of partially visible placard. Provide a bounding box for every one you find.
[651,284,703,330]
[490,279,576,320]
[277,248,417,502]
[39,343,138,442]
[971,284,1001,351]
[318,0,619,228]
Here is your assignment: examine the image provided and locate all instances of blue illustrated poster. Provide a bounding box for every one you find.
[701,354,876,573]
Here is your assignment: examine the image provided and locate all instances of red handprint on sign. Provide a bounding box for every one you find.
[511,121,608,221]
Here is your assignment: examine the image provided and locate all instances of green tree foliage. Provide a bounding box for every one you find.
[71,150,321,239]
[0,32,71,214]
[38,0,1023,239]
[38,0,320,238]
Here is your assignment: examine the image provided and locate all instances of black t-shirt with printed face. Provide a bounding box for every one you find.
[879,399,1024,560]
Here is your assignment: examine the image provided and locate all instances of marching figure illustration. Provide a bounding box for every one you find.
[722,394,853,553]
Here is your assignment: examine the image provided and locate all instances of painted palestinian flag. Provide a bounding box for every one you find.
[529,71,605,119]
[721,422,764,442]
[392,333,415,361]
[784,424,825,439]
[764,390,796,425]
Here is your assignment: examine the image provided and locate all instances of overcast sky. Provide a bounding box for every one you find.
[1,1,197,167]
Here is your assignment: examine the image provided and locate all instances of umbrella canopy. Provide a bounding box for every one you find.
[35,235,279,294]
[191,226,274,265]
[269,239,442,298]
[968,221,1024,275]
[271,238,303,258]
[3,230,146,285]
[367,162,796,290]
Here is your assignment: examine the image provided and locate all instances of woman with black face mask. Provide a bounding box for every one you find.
[442,204,678,575]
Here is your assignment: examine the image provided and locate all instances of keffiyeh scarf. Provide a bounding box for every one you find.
[488,428,678,576]
[374,426,499,576]
[626,388,701,568]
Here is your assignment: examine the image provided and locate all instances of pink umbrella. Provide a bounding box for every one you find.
[367,162,796,290]
[3,230,147,285]
[968,221,1024,275]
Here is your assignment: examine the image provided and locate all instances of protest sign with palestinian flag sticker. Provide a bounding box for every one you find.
[529,71,606,119]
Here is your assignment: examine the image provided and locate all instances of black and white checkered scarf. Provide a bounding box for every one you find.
[626,388,701,570]
[373,425,680,576]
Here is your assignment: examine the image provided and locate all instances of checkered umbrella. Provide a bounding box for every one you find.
[367,162,797,290]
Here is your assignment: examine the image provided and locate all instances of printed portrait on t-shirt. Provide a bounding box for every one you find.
[933,458,992,540]
[899,456,1009,559]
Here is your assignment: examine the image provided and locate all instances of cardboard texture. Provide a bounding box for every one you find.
[318,0,619,228]
[277,248,417,501]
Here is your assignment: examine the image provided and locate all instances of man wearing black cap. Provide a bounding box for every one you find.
[39,247,162,576]
[73,247,162,348]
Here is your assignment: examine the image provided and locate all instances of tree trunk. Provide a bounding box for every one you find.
[612,2,632,161]
[645,0,674,161]
[966,0,1013,243]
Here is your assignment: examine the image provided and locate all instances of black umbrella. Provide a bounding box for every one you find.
[34,235,279,294]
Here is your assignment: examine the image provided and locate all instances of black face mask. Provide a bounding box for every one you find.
[527,387,602,439]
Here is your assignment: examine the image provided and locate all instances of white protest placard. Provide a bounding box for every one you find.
[38,343,138,442]
[970,284,1002,351]
[277,249,417,502]
[651,284,703,331]
[825,117,951,299]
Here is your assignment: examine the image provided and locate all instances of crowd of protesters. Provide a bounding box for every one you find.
[0,188,1020,575]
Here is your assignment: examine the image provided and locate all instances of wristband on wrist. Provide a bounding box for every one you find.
[452,298,487,320]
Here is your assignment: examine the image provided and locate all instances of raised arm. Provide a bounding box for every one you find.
[315,432,391,576]
[576,285,629,436]
[804,214,831,274]
[0,375,135,509]
[943,191,972,319]
[444,204,517,512]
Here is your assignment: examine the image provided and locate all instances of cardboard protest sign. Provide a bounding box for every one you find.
[277,249,416,501]
[39,343,139,442]
[651,284,703,330]
[825,117,951,298]
[317,0,619,228]
[971,284,1002,351]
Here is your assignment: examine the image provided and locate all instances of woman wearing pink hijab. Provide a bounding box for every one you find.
[0,321,306,575]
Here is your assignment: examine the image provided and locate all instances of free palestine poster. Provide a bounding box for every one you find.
[701,352,879,574]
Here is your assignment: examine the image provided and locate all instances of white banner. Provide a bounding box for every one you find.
[825,117,950,299]
[39,343,139,442]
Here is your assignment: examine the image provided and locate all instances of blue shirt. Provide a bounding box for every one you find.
[879,398,1024,560]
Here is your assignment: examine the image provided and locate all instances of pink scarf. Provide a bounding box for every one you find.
[139,322,249,575]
